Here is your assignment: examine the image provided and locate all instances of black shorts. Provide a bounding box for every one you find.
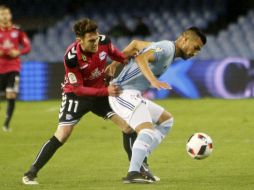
[0,71,20,94]
[58,93,115,126]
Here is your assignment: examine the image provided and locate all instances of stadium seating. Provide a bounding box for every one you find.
[20,0,254,61]
[198,9,254,59]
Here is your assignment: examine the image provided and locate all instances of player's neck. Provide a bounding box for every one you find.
[0,21,12,29]
[80,43,93,55]
[80,44,90,54]
[174,41,181,58]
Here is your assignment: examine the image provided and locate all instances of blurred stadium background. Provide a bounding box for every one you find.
[1,1,254,189]
[2,0,254,100]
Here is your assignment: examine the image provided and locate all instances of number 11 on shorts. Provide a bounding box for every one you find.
[67,100,79,113]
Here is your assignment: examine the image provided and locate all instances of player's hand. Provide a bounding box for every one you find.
[0,50,4,56]
[108,84,121,96]
[151,80,172,90]
[8,49,20,58]
[124,50,139,62]
[131,50,139,58]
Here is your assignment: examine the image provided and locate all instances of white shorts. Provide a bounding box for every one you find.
[108,89,164,129]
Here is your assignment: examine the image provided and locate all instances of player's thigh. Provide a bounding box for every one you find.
[145,98,172,124]
[55,124,74,143]
[129,102,154,132]
[91,96,115,119]
[109,91,153,130]
[109,96,154,133]
[110,114,134,133]
[5,72,19,99]
[58,93,92,127]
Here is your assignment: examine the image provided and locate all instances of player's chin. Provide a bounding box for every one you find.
[90,47,98,53]
[183,54,193,60]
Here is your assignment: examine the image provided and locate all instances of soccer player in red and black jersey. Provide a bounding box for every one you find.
[23,18,151,184]
[0,5,31,131]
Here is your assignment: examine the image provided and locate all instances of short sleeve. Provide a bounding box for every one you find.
[144,41,175,62]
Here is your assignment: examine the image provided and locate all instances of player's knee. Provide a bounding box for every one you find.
[6,92,17,99]
[157,111,173,125]
[55,125,74,143]
[156,117,174,138]
[135,122,154,133]
[162,117,174,130]
[122,126,134,134]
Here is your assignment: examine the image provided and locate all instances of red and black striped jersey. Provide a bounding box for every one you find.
[62,35,126,96]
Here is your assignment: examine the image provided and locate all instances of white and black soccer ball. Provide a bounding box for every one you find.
[186,132,213,159]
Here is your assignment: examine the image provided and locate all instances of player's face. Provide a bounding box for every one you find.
[80,32,99,53]
[0,8,12,24]
[180,36,203,60]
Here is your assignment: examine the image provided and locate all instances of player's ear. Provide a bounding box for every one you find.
[183,35,188,42]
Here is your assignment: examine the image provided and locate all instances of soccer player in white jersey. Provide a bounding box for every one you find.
[107,27,206,183]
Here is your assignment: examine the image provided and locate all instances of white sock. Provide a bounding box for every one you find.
[128,129,154,172]
[149,118,174,154]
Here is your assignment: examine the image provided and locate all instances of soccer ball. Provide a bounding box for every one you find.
[186,132,213,159]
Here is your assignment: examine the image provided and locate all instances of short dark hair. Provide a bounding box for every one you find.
[0,5,10,11]
[186,26,207,45]
[73,18,98,37]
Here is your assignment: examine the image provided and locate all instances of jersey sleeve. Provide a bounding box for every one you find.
[99,35,126,63]
[144,41,175,62]
[19,30,31,55]
[64,48,108,97]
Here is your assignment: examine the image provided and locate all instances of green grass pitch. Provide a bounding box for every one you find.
[0,99,254,190]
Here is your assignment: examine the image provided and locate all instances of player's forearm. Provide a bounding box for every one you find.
[20,44,31,55]
[122,40,151,57]
[72,86,108,96]
[110,61,122,68]
[135,55,157,83]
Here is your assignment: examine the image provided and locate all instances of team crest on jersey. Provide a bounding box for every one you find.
[11,31,18,38]
[82,54,87,61]
[99,51,107,61]
[155,47,162,52]
[89,68,103,80]
[3,40,13,48]
[68,72,77,84]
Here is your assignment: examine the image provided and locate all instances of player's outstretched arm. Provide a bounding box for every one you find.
[122,40,151,57]
[106,40,152,77]
[135,50,171,90]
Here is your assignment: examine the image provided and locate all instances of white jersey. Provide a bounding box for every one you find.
[112,40,175,92]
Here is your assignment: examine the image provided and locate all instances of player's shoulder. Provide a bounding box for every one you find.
[12,24,23,31]
[98,34,111,45]
[153,40,175,54]
[154,40,174,49]
[64,43,78,68]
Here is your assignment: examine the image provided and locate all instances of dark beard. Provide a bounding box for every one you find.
[179,49,188,60]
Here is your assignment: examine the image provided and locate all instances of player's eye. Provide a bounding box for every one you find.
[89,39,96,43]
[194,46,201,51]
